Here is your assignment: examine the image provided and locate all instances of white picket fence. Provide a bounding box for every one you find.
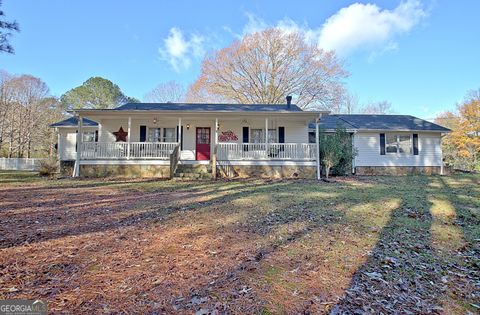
[0,158,46,171]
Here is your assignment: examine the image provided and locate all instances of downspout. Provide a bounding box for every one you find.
[440,133,446,175]
[351,131,357,174]
[315,114,322,180]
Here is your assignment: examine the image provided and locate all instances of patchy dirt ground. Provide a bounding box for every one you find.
[0,171,479,314]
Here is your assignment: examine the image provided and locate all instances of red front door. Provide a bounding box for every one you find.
[196,127,211,160]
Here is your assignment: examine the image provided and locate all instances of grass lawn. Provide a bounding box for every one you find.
[0,171,478,314]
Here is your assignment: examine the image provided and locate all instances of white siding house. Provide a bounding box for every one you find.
[51,106,450,178]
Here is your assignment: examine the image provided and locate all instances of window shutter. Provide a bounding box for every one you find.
[95,130,98,142]
[242,127,249,143]
[140,125,146,142]
[242,126,249,151]
[278,127,285,143]
[413,133,419,155]
[380,133,386,155]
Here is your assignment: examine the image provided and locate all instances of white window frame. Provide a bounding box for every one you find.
[250,129,264,143]
[250,128,278,143]
[147,127,176,143]
[163,128,176,143]
[82,131,96,143]
[267,129,277,143]
[386,134,412,155]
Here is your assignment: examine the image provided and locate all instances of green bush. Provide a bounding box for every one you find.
[318,126,357,178]
[38,159,58,177]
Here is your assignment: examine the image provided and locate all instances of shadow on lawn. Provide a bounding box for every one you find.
[0,178,288,249]
[331,175,479,315]
[1,174,478,314]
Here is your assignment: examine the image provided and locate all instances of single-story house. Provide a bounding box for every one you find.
[50,98,450,178]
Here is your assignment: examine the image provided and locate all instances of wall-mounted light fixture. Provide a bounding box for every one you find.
[186,124,190,130]
[153,118,157,125]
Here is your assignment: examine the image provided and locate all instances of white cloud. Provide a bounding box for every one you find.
[159,27,205,72]
[235,0,427,58]
[159,1,427,70]
[242,12,268,36]
[318,0,426,55]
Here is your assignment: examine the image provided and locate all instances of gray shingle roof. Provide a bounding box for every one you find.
[50,117,98,127]
[310,114,450,132]
[115,102,304,112]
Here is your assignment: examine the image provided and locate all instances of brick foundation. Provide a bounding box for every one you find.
[60,160,75,176]
[217,164,316,179]
[355,166,442,175]
[80,164,170,178]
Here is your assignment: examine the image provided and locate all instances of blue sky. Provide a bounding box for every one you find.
[1,0,479,119]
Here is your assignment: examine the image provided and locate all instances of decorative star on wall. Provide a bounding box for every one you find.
[112,126,128,142]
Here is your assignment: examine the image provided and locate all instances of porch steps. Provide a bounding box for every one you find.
[173,164,212,180]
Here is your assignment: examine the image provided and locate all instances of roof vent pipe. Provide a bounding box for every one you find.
[286,95,292,109]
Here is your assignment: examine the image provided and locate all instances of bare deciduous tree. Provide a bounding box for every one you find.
[359,101,393,114]
[0,72,63,158]
[186,28,348,110]
[144,81,185,103]
[341,92,359,114]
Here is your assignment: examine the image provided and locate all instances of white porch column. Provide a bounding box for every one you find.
[178,117,182,146]
[56,130,61,159]
[316,116,321,180]
[127,116,131,159]
[215,118,219,145]
[98,122,102,142]
[265,117,268,143]
[74,115,83,177]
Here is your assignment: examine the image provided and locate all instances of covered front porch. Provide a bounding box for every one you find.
[71,107,322,178]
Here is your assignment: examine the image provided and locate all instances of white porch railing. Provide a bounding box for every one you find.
[216,143,316,161]
[81,142,178,160]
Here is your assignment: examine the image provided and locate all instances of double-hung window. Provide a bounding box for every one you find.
[148,127,176,142]
[250,128,277,143]
[163,128,176,142]
[267,129,277,143]
[386,134,412,154]
[250,129,264,143]
[82,131,96,143]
